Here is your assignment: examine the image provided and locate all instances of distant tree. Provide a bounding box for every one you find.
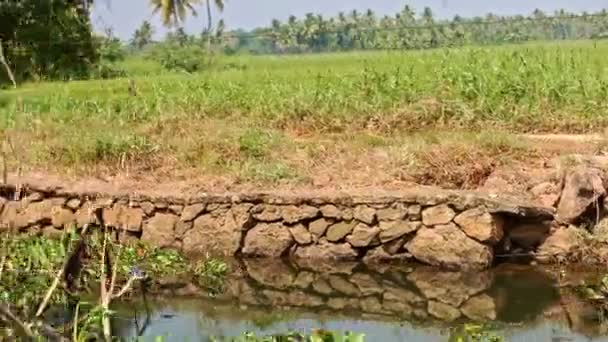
[131,21,155,49]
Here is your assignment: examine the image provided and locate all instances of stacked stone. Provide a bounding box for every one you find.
[0,188,550,270]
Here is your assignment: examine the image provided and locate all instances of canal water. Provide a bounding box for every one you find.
[112,259,608,341]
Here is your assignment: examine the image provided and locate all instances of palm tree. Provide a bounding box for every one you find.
[150,0,201,27]
[204,0,225,52]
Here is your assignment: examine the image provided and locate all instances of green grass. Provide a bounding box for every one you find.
[1,40,606,186]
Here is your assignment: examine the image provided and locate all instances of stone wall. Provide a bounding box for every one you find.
[0,183,553,270]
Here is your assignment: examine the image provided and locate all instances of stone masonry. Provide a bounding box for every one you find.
[0,183,554,270]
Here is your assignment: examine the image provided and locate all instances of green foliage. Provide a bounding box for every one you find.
[93,34,127,79]
[131,21,156,50]
[152,44,207,73]
[0,0,97,84]
[449,323,504,342]
[192,257,230,297]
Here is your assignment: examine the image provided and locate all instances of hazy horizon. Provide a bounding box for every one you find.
[92,0,608,39]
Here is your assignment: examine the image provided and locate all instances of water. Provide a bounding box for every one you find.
[111,259,608,341]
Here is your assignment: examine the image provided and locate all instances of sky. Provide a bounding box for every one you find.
[92,0,608,40]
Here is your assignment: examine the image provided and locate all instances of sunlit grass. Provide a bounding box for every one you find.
[1,40,606,185]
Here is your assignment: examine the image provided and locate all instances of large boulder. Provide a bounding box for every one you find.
[242,223,294,257]
[536,226,584,262]
[556,167,606,224]
[406,223,493,270]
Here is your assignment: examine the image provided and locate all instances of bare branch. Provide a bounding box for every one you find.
[113,276,137,299]
[0,304,35,338]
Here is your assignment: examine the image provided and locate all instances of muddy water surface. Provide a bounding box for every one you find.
[112,259,608,341]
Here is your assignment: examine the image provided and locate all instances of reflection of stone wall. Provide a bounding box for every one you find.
[0,184,553,270]
[168,259,561,325]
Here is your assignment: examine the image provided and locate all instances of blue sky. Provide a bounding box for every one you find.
[92,0,608,39]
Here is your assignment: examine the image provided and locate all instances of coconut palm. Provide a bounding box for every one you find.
[150,0,201,27]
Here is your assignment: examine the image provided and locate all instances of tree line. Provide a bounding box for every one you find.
[221,7,608,54]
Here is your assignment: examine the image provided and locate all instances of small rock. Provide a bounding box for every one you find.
[408,205,422,221]
[379,220,421,243]
[422,204,455,226]
[454,207,504,244]
[26,192,44,203]
[242,223,294,257]
[75,206,99,226]
[140,201,155,216]
[461,294,497,321]
[382,295,413,313]
[376,205,407,221]
[293,239,358,261]
[169,205,184,215]
[66,198,82,210]
[293,271,315,289]
[363,246,412,264]
[428,301,461,322]
[312,278,334,295]
[383,236,407,254]
[309,218,331,238]
[289,224,313,245]
[155,202,168,209]
[51,207,75,228]
[328,275,360,296]
[556,166,606,224]
[531,182,560,208]
[174,221,193,237]
[244,258,295,290]
[320,204,341,218]
[360,296,383,313]
[354,206,376,224]
[181,203,206,222]
[346,223,380,247]
[326,221,357,242]
[350,273,382,296]
[183,209,245,255]
[142,213,178,248]
[252,205,282,222]
[282,205,320,224]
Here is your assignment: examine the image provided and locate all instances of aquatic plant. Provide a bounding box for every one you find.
[0,230,229,340]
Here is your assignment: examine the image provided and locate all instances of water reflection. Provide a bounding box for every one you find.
[113,259,608,341]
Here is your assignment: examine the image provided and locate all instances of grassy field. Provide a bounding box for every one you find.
[0,40,607,189]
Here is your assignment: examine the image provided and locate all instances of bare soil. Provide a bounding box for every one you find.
[6,134,607,202]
